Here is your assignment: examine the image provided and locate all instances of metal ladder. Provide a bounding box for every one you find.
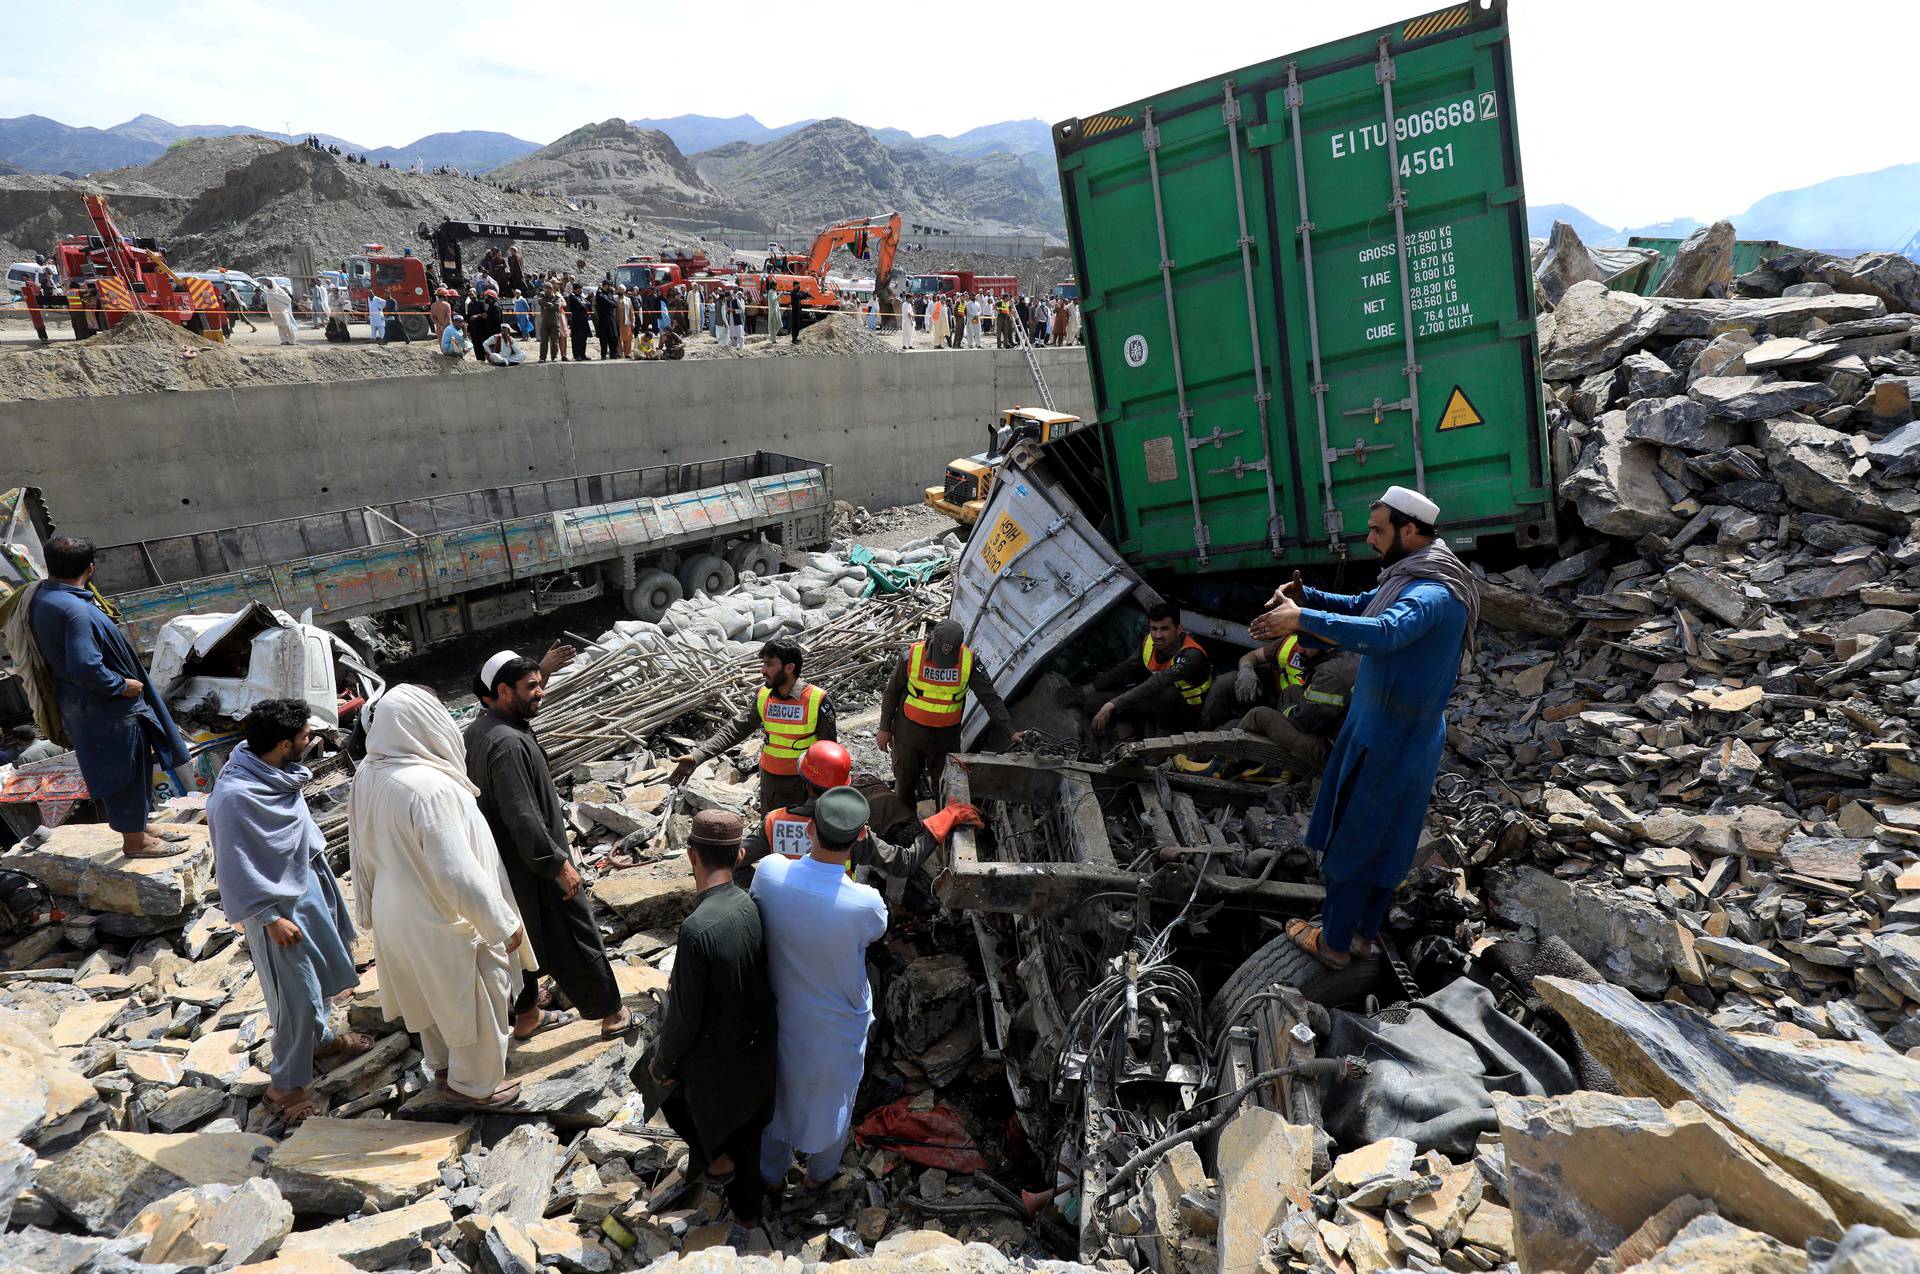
[1013,296,1056,412]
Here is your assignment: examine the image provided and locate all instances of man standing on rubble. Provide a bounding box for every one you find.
[646,809,777,1227]
[753,786,888,1195]
[1082,603,1213,741]
[13,536,193,858]
[1249,486,1477,969]
[465,649,632,1042]
[875,618,1018,805]
[208,698,371,1124]
[669,639,838,814]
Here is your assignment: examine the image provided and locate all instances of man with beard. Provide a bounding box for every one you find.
[566,284,592,361]
[464,648,631,1041]
[669,639,837,815]
[1249,486,1476,970]
[875,619,1018,805]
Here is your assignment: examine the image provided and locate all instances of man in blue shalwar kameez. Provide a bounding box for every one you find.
[25,536,193,857]
[207,699,370,1122]
[1251,487,1479,969]
[752,786,888,1196]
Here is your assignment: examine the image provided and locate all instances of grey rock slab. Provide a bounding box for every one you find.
[34,1130,272,1235]
[1689,329,1758,387]
[1487,865,1682,994]
[277,1199,456,1267]
[1537,976,1920,1237]
[1621,350,1681,399]
[1664,566,1750,625]
[472,1123,561,1224]
[1690,374,1836,421]
[1758,417,1909,531]
[5,823,214,918]
[1660,292,1886,339]
[265,1116,468,1215]
[1865,934,1920,1003]
[202,1177,294,1267]
[1623,395,1738,452]
[1541,282,1666,381]
[0,1140,34,1229]
[1652,220,1735,300]
[1559,410,1684,538]
[1535,220,1608,308]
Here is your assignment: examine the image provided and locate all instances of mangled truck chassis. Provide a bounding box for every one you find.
[935,750,1375,1262]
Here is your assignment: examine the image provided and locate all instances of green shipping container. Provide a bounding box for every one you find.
[1625,235,1796,297]
[1056,0,1551,573]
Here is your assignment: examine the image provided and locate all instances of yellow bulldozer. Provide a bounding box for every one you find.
[924,406,1083,527]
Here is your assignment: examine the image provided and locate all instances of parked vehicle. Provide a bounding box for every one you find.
[59,452,832,654]
[907,271,1016,299]
[51,196,226,338]
[924,407,1084,527]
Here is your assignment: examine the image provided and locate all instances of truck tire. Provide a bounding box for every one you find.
[623,570,683,622]
[1208,928,1393,1027]
[677,554,736,598]
[398,313,430,341]
[728,540,782,580]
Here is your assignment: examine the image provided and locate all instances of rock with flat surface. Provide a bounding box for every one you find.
[277,1198,455,1267]
[590,860,699,930]
[1757,416,1908,531]
[1497,1091,1839,1271]
[473,1123,562,1223]
[36,1129,272,1235]
[1620,1213,1802,1273]
[1689,374,1836,421]
[1623,395,1736,452]
[1653,220,1735,299]
[230,1254,359,1274]
[1659,291,1885,338]
[267,1116,468,1215]
[1488,866,1682,994]
[1537,976,1920,1237]
[0,1009,98,1142]
[1536,220,1608,308]
[5,822,213,917]
[1541,282,1666,381]
[1559,410,1683,538]
[1215,1107,1311,1274]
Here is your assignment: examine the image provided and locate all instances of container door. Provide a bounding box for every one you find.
[1259,17,1548,551]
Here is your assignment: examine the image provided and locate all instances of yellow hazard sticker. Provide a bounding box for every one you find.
[1438,385,1484,431]
[979,512,1031,573]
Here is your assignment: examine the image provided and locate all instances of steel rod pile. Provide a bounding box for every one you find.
[532,574,952,773]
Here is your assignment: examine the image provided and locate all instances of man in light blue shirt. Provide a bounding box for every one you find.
[751,786,888,1194]
[440,314,470,358]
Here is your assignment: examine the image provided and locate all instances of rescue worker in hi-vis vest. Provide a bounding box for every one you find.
[671,639,837,813]
[1083,603,1215,740]
[875,619,1019,805]
[1202,631,1312,729]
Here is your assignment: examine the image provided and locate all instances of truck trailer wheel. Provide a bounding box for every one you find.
[1208,927,1393,1027]
[623,570,683,622]
[728,540,782,580]
[677,554,736,598]
[399,313,430,341]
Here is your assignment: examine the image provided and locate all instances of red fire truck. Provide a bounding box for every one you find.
[906,270,1017,299]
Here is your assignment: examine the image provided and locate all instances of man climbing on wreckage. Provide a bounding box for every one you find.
[1248,485,1477,970]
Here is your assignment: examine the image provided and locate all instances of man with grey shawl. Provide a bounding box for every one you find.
[1250,486,1478,970]
[207,699,370,1122]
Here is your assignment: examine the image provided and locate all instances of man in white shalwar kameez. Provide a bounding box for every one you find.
[752,786,888,1192]
[349,685,532,1107]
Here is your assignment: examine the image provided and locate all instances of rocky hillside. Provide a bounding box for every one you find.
[490,120,752,229]
[693,118,1061,236]
[0,134,728,281]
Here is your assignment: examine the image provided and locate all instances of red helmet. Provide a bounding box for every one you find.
[799,740,852,790]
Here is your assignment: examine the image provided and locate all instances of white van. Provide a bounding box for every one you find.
[180,270,261,307]
[5,262,50,301]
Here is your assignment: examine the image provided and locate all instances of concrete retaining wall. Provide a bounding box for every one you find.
[6,347,1093,546]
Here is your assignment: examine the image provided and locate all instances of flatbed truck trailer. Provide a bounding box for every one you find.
[77,452,833,654]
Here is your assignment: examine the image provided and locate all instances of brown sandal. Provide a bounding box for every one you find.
[265,1087,325,1126]
[1285,919,1352,970]
[121,836,190,859]
[315,1031,375,1060]
[441,1080,522,1108]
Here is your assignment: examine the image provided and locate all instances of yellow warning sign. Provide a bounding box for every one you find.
[1438,385,1484,432]
[978,512,1031,573]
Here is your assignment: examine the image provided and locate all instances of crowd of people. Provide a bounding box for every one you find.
[896,290,1080,351]
[3,475,1474,1232]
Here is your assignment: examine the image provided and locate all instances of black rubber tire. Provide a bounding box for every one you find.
[677,553,736,598]
[1208,928,1393,1025]
[398,313,430,341]
[728,540,782,579]
[623,569,683,622]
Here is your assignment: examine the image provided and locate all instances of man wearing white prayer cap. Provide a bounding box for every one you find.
[461,641,635,1043]
[1249,485,1479,971]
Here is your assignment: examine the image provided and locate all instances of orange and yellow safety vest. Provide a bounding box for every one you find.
[1143,633,1214,707]
[756,683,825,775]
[902,640,974,729]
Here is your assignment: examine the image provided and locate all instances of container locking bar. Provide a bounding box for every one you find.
[1221,80,1285,552]
[1374,39,1428,492]
[1142,107,1211,565]
[1284,65,1343,548]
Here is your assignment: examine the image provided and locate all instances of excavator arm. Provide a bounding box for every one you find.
[804,213,901,283]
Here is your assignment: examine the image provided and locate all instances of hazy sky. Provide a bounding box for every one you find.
[1,0,1908,229]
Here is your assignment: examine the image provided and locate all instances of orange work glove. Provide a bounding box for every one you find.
[920,800,985,846]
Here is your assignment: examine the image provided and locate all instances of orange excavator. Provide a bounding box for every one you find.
[754,212,900,326]
[52,194,226,340]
